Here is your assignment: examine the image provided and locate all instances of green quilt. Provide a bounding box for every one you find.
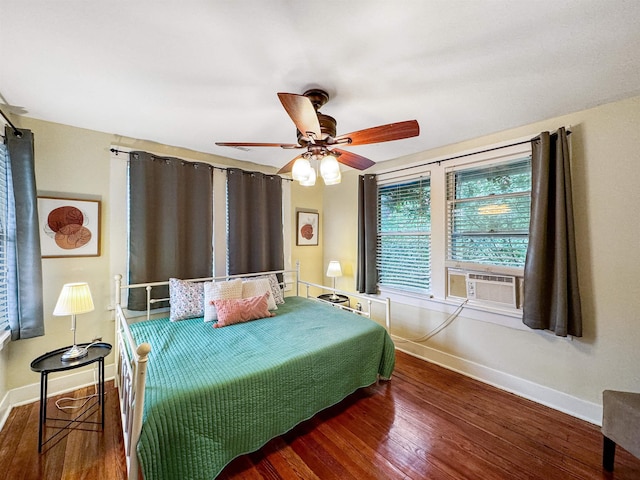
[128,296,395,479]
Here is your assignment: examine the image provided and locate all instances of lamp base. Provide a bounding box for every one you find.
[61,344,88,361]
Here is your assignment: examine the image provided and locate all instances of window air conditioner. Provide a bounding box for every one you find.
[448,269,518,309]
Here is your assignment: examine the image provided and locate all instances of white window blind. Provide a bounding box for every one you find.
[0,144,11,332]
[446,157,531,269]
[377,176,431,292]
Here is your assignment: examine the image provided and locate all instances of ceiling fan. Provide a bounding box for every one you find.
[216,89,419,184]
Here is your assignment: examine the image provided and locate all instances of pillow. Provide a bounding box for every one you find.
[251,274,285,305]
[169,278,204,322]
[213,293,274,328]
[242,278,277,310]
[204,278,243,322]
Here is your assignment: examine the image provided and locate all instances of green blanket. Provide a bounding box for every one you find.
[129,296,395,479]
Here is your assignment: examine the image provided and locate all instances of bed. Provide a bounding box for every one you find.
[113,265,395,480]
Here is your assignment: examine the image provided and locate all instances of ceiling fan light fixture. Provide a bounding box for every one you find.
[291,157,312,181]
[320,154,340,179]
[322,169,341,185]
[299,166,316,186]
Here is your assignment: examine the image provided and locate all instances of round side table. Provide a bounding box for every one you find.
[317,293,351,308]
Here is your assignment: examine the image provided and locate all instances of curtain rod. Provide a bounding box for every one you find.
[378,130,571,177]
[0,107,22,138]
[109,148,293,181]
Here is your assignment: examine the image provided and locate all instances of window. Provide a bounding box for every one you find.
[377,176,431,292]
[372,144,531,320]
[446,157,531,270]
[0,144,12,332]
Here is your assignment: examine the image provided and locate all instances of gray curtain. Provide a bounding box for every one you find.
[5,126,44,339]
[523,128,582,337]
[227,168,283,275]
[128,151,213,310]
[357,174,378,294]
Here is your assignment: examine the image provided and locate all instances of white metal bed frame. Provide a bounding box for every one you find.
[113,264,391,479]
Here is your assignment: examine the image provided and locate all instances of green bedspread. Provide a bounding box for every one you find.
[128,296,395,480]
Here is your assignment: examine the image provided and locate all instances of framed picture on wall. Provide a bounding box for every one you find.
[296,211,319,246]
[37,196,101,258]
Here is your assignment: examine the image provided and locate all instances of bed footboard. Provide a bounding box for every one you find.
[114,275,151,480]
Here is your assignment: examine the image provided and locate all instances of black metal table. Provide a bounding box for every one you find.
[30,342,111,452]
[318,293,351,307]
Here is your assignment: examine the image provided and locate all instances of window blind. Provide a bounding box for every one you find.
[446,157,531,268]
[0,144,11,332]
[377,176,431,292]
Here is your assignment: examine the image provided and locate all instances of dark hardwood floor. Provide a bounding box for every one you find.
[1,351,638,479]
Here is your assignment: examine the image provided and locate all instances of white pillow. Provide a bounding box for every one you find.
[242,278,277,311]
[204,279,243,322]
[252,274,285,305]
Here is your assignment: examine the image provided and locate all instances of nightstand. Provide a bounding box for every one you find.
[317,293,351,308]
[30,342,111,452]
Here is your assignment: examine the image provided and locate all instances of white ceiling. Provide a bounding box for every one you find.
[2,1,640,170]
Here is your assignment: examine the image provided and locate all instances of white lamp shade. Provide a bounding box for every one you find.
[320,155,340,180]
[299,165,316,186]
[53,282,95,316]
[322,169,341,185]
[292,157,312,181]
[326,260,342,278]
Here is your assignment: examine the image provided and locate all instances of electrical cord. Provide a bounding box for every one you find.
[54,341,102,412]
[394,299,468,344]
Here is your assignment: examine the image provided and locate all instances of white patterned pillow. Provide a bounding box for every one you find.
[204,278,243,322]
[242,278,277,311]
[252,274,285,305]
[169,278,204,322]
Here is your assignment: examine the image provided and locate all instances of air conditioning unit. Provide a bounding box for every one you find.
[448,269,518,308]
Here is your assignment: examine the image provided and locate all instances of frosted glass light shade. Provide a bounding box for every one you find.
[320,155,340,180]
[326,260,342,278]
[299,166,316,186]
[53,283,95,315]
[292,157,312,181]
[323,169,341,185]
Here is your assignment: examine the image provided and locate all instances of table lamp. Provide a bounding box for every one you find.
[53,282,95,361]
[326,260,342,300]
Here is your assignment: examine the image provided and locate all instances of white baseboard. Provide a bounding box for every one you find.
[0,363,116,432]
[393,337,602,426]
[2,342,602,434]
[0,390,11,433]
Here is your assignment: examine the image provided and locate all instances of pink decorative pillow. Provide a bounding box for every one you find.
[242,278,277,310]
[213,292,274,328]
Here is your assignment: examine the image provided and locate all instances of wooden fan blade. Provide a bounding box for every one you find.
[277,93,322,139]
[335,120,419,146]
[333,148,376,170]
[277,156,300,174]
[215,142,301,149]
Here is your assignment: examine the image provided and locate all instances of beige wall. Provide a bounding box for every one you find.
[322,171,359,293]
[3,94,639,421]
[4,116,292,392]
[290,181,324,293]
[322,95,640,419]
[0,345,8,419]
[6,120,114,391]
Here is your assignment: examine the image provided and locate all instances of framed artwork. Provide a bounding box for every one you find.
[37,196,101,258]
[296,211,319,246]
